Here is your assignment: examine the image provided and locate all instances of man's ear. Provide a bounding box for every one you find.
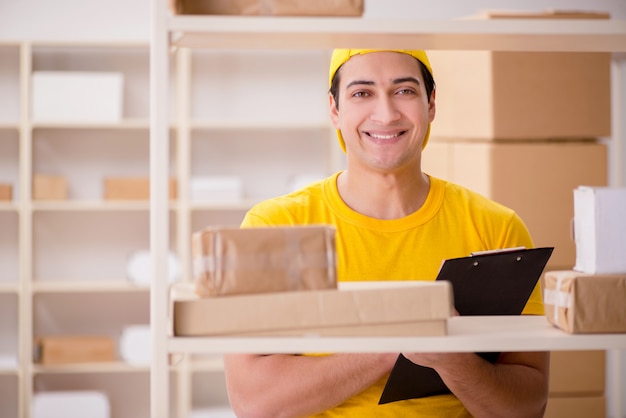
[428,88,436,123]
[329,93,340,129]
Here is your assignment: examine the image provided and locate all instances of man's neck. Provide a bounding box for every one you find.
[337,168,430,220]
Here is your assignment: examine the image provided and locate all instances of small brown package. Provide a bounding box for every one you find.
[0,183,12,201]
[32,174,68,200]
[192,225,337,297]
[103,177,177,200]
[35,336,117,365]
[543,270,626,333]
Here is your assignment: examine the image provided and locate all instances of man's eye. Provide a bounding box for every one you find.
[352,91,370,98]
[397,88,416,95]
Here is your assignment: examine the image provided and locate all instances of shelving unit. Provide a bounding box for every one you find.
[150,4,626,418]
[0,40,162,418]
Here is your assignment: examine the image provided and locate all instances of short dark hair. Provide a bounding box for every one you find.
[329,58,435,110]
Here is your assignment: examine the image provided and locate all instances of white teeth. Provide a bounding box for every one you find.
[369,132,401,139]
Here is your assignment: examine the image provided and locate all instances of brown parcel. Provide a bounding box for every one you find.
[170,0,364,16]
[427,11,610,141]
[543,270,626,333]
[0,183,12,201]
[32,174,68,200]
[172,281,452,337]
[103,177,177,200]
[192,225,337,297]
[35,336,117,365]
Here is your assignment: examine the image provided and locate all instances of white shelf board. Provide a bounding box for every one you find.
[0,283,19,294]
[190,199,257,211]
[32,281,150,293]
[32,200,154,211]
[32,361,150,374]
[168,316,626,354]
[190,120,331,131]
[0,203,18,212]
[31,119,151,130]
[169,16,626,52]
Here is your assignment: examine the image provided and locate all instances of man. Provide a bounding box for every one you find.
[224,49,549,417]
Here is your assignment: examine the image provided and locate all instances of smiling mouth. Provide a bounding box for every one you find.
[366,131,406,140]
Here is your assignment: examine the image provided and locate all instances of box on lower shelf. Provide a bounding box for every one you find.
[34,336,117,365]
[171,281,452,337]
[170,0,364,16]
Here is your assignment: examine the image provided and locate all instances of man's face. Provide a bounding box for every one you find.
[330,51,435,173]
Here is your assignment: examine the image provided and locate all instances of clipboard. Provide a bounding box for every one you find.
[379,247,554,405]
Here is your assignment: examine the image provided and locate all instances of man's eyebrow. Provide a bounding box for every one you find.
[345,77,421,89]
[393,77,421,86]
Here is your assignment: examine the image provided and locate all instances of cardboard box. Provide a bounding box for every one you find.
[573,186,626,274]
[426,12,610,141]
[543,270,626,333]
[172,281,452,336]
[32,71,123,123]
[192,225,337,297]
[32,175,68,200]
[549,351,605,396]
[103,177,177,200]
[0,183,12,201]
[544,395,605,418]
[170,0,364,16]
[34,336,117,365]
[423,141,607,268]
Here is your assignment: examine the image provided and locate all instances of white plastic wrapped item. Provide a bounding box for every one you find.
[126,250,180,286]
[33,391,110,418]
[119,325,151,366]
[189,176,243,203]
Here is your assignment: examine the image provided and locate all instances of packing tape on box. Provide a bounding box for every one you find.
[543,275,573,323]
[193,251,335,290]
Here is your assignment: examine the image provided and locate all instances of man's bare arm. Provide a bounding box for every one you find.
[224,352,397,418]
[402,351,549,418]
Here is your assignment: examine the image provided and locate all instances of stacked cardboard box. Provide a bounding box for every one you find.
[545,351,606,418]
[0,183,12,201]
[424,11,610,270]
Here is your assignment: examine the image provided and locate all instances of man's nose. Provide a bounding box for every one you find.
[370,96,400,124]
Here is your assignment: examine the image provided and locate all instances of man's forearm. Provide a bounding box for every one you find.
[224,352,397,418]
[436,351,549,418]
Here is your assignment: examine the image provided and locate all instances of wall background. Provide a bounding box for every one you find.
[0,0,624,416]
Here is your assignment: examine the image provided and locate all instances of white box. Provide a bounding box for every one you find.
[33,391,110,418]
[32,71,123,122]
[190,176,243,202]
[573,186,626,274]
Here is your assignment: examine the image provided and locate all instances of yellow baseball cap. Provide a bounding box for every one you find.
[329,49,434,152]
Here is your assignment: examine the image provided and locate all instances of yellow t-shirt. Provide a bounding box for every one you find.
[241,172,543,417]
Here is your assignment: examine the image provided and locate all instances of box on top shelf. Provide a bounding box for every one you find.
[34,336,117,365]
[573,186,626,274]
[171,281,452,337]
[31,71,123,123]
[170,0,364,16]
[427,11,611,141]
[422,140,608,269]
[32,175,68,200]
[192,225,337,297]
[543,270,626,334]
[103,177,177,200]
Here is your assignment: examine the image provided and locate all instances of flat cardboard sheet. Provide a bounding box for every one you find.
[171,281,452,337]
